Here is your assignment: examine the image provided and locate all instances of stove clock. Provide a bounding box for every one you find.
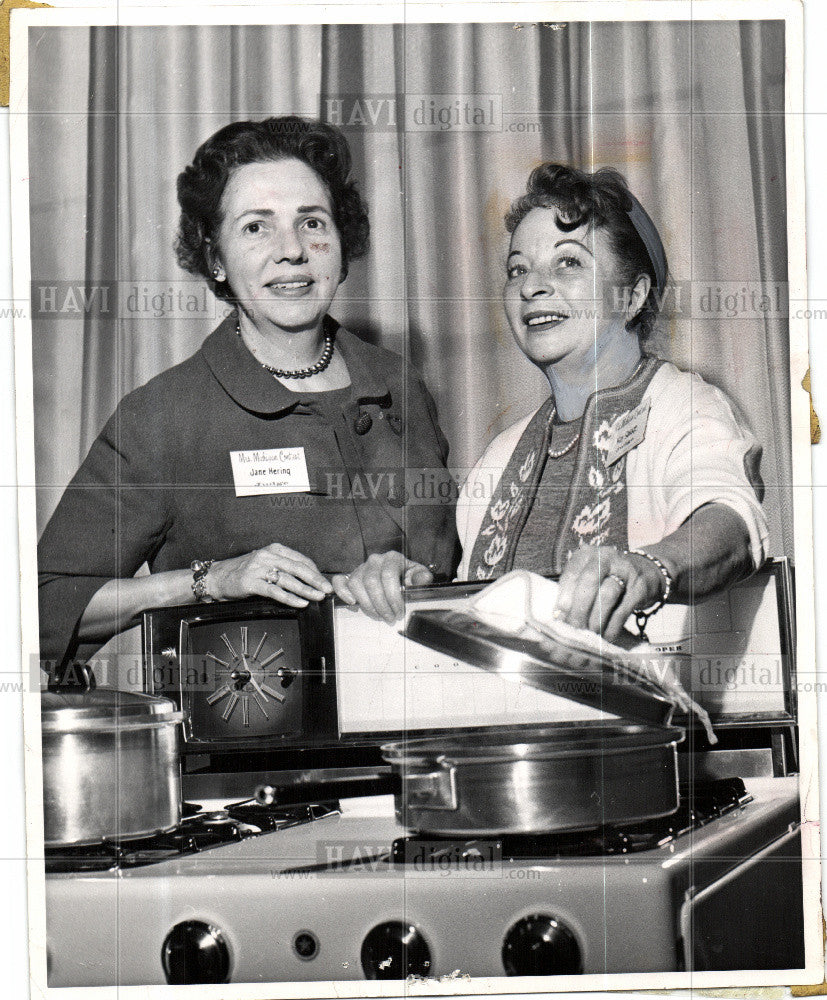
[187,619,301,739]
[203,624,293,728]
[142,597,338,752]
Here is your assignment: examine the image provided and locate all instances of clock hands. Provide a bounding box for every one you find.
[206,631,290,724]
[249,674,284,704]
[251,692,270,719]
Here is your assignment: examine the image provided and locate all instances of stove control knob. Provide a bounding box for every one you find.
[162,920,231,984]
[502,914,583,976]
[361,921,431,980]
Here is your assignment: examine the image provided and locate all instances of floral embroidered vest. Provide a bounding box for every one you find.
[467,357,664,581]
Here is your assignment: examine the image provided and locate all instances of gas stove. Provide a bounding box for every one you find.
[43,563,806,988]
[44,775,804,987]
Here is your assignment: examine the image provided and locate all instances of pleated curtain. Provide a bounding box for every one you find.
[27,20,792,555]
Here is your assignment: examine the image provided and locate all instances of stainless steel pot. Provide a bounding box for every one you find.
[382,721,684,836]
[41,687,184,846]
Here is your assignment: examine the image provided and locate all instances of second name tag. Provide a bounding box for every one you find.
[230,447,311,497]
[604,399,652,467]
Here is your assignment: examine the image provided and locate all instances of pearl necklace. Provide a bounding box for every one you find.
[236,321,335,379]
[548,434,580,459]
[547,407,581,459]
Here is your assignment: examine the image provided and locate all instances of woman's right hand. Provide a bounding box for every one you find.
[206,542,333,608]
[331,551,433,623]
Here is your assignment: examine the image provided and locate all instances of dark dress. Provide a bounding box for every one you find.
[38,317,459,667]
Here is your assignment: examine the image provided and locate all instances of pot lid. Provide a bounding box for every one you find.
[41,688,184,732]
[403,609,677,727]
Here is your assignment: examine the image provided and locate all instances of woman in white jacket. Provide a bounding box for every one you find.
[455,164,768,641]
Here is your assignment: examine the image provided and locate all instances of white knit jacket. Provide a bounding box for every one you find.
[456,361,770,580]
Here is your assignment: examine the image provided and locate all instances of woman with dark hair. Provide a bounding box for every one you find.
[38,117,457,666]
[456,164,768,640]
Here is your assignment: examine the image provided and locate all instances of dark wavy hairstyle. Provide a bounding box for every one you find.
[505,164,667,340]
[175,116,370,301]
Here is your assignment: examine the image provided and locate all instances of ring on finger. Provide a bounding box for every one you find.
[607,573,626,589]
[265,567,282,587]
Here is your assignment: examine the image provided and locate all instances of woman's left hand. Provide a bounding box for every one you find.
[553,546,666,641]
[331,552,434,623]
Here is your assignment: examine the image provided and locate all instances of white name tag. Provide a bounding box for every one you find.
[603,398,651,467]
[230,447,311,497]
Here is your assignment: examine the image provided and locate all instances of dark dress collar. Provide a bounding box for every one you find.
[200,314,391,415]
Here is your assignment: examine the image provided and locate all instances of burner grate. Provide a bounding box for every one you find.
[45,802,336,873]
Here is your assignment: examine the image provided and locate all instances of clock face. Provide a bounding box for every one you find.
[182,618,304,741]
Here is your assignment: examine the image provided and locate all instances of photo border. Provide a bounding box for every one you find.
[9,2,821,996]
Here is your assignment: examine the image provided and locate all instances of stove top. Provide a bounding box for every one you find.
[45,777,751,874]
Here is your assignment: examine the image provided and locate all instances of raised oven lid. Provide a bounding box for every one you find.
[402,571,679,728]
[403,609,676,726]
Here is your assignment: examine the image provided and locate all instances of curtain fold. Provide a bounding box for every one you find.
[740,19,792,554]
[321,25,407,355]
[29,20,793,556]
[80,26,120,448]
[28,25,93,526]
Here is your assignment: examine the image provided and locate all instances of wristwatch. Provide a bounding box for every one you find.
[191,559,215,603]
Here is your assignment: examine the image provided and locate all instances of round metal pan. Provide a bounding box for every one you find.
[382,721,684,836]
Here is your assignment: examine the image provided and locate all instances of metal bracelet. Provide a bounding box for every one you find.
[626,548,673,618]
[190,558,215,603]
